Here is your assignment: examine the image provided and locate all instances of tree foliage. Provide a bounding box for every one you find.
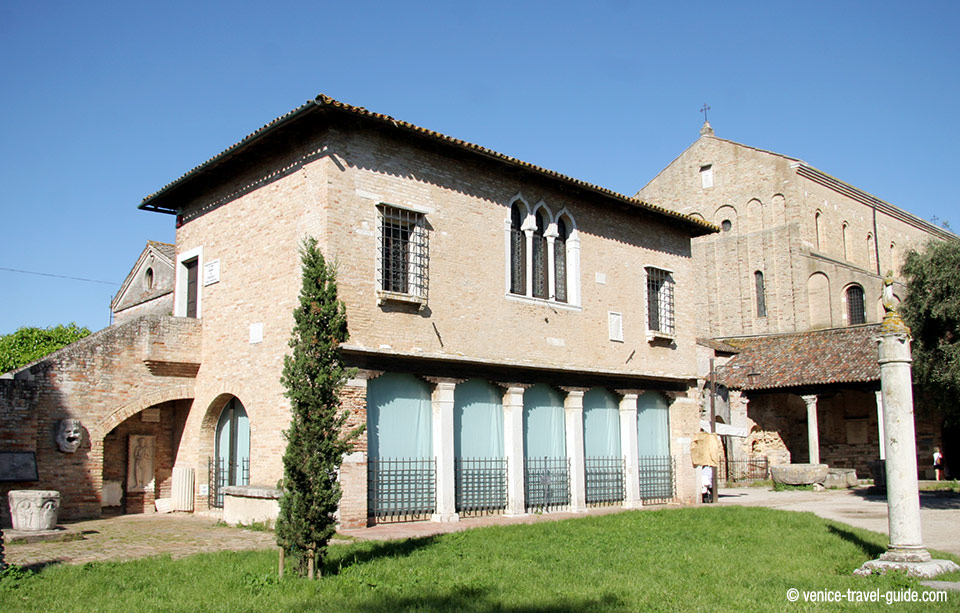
[0,323,91,374]
[275,238,362,577]
[901,237,960,424]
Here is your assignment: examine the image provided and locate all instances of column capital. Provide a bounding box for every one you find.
[559,386,589,396]
[495,382,532,392]
[801,394,818,407]
[615,388,645,399]
[423,376,465,389]
[347,369,384,386]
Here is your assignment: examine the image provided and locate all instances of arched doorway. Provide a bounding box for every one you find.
[213,397,250,507]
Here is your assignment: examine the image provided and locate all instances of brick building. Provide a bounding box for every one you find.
[637,122,955,480]
[2,95,714,526]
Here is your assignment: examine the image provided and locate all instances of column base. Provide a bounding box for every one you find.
[430,512,460,523]
[504,511,529,518]
[880,546,932,563]
[855,557,959,578]
[622,499,643,510]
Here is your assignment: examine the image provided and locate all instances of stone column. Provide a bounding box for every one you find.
[427,378,460,523]
[562,387,588,512]
[545,226,558,301]
[855,301,959,577]
[618,390,643,509]
[875,390,886,461]
[501,384,528,516]
[801,395,820,465]
[340,369,382,529]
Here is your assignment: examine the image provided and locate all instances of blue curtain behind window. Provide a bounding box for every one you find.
[637,392,670,457]
[367,373,433,460]
[583,388,620,458]
[523,384,565,458]
[454,379,504,459]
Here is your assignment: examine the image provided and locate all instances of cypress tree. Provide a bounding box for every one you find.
[276,237,362,577]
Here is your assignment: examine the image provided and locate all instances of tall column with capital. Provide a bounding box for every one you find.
[501,385,528,516]
[801,394,820,465]
[562,388,587,512]
[618,391,643,509]
[855,292,958,577]
[428,378,460,523]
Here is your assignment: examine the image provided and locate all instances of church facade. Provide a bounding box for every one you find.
[637,123,954,480]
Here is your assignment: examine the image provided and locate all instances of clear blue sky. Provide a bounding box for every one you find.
[1,1,957,334]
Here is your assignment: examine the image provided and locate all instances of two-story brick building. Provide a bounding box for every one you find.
[2,95,715,526]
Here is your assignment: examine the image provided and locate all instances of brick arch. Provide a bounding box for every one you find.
[91,383,195,440]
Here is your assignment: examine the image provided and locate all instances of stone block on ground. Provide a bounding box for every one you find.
[824,468,858,489]
[770,463,829,486]
[8,490,61,531]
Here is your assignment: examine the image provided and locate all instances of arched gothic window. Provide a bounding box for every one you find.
[555,217,568,303]
[815,211,823,250]
[846,285,866,325]
[755,271,767,318]
[532,211,548,299]
[510,203,526,295]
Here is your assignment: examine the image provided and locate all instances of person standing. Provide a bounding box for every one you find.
[933,447,944,481]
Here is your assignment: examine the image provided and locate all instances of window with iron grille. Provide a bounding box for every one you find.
[510,204,526,295]
[846,284,865,325]
[555,217,568,303]
[532,211,548,299]
[377,205,428,302]
[646,267,675,335]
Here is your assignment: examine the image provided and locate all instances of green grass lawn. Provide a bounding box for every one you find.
[2,506,959,612]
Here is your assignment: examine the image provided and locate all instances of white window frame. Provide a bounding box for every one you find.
[376,203,428,307]
[645,266,676,341]
[174,246,203,318]
[700,165,713,189]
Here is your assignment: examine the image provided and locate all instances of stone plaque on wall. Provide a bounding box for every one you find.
[0,451,39,482]
[127,435,156,492]
[141,408,161,423]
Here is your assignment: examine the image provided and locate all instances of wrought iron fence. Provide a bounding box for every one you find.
[207,456,250,509]
[455,457,507,516]
[367,458,436,523]
[585,457,625,506]
[524,457,570,512]
[638,455,674,504]
[719,458,769,484]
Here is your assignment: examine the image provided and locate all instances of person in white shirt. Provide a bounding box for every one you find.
[933,447,944,481]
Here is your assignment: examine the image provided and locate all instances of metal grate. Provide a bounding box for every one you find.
[208,456,249,509]
[638,455,675,504]
[532,236,548,299]
[367,458,436,522]
[555,220,567,303]
[510,206,526,295]
[755,271,767,318]
[377,206,428,299]
[720,458,769,484]
[524,457,570,512]
[455,457,507,516]
[646,267,675,335]
[585,457,625,506]
[847,285,865,325]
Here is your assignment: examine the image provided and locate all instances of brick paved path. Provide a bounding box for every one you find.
[5,514,277,568]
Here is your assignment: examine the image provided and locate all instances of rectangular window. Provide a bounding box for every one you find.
[184,258,199,318]
[700,165,713,189]
[646,267,675,336]
[378,205,428,301]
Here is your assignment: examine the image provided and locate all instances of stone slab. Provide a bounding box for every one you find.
[770,463,829,485]
[920,581,960,592]
[5,526,83,545]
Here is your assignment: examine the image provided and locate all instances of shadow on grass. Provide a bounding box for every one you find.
[323,535,439,576]
[289,585,625,613]
[827,524,885,559]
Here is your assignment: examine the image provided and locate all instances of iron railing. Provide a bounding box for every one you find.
[524,457,570,512]
[719,458,769,484]
[638,455,675,504]
[585,457,625,506]
[367,458,436,523]
[455,457,507,516]
[208,456,249,509]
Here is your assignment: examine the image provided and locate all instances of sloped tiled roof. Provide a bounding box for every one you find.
[138,94,716,237]
[716,324,882,391]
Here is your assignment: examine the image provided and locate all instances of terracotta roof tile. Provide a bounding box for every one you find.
[716,325,882,390]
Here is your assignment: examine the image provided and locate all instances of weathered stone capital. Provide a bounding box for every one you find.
[494,382,532,392]
[801,394,818,407]
[559,386,589,396]
[423,376,465,388]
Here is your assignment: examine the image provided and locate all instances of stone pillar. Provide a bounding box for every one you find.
[875,390,886,461]
[801,395,820,465]
[339,369,381,529]
[501,384,528,516]
[617,390,643,509]
[545,226,558,301]
[562,387,587,512]
[855,301,959,577]
[428,378,460,523]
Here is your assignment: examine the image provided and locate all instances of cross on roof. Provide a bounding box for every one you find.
[700,103,711,122]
